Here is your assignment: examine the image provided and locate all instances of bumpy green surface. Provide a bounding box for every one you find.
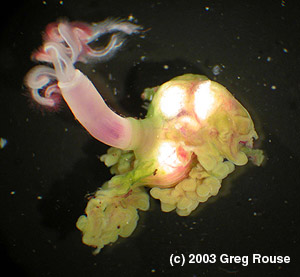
[76,74,264,254]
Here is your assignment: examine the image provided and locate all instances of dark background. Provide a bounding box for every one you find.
[0,0,299,276]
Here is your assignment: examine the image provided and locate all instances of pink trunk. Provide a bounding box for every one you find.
[59,70,133,149]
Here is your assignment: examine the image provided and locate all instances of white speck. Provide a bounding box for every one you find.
[163,65,169,70]
[140,56,146,61]
[268,139,272,143]
[108,73,113,80]
[257,56,261,60]
[248,197,252,201]
[266,56,272,62]
[113,88,118,95]
[283,48,288,53]
[64,128,68,132]
[253,212,257,216]
[212,65,222,76]
[42,0,47,5]
[26,118,29,122]
[37,196,43,200]
[205,6,210,11]
[271,85,277,90]
[0,137,7,149]
[128,14,135,21]
[236,35,240,40]
[237,76,241,80]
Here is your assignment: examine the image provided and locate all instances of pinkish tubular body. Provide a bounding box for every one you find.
[59,70,133,149]
[25,18,142,149]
